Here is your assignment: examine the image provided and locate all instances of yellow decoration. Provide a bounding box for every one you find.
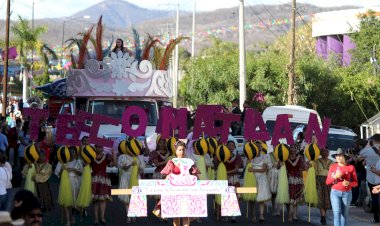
[81,145,96,164]
[166,137,178,156]
[275,165,289,204]
[127,139,143,156]
[118,140,129,155]
[305,143,321,161]
[304,163,318,206]
[243,142,259,160]
[207,137,218,156]
[194,138,209,155]
[274,144,290,162]
[57,146,71,164]
[215,145,231,163]
[24,144,39,163]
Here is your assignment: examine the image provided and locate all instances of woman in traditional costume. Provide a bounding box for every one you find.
[285,143,308,222]
[34,151,54,212]
[91,145,114,225]
[118,143,145,224]
[160,141,199,226]
[55,146,83,226]
[314,147,333,225]
[248,143,271,222]
[149,138,170,180]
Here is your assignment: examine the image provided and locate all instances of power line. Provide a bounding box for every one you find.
[245,0,280,39]
[252,0,288,34]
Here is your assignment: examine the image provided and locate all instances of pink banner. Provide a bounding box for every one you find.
[22,108,49,141]
[56,115,81,146]
[122,106,148,137]
[159,107,188,139]
[305,114,331,148]
[271,114,295,146]
[193,105,223,139]
[89,114,119,148]
[243,109,270,142]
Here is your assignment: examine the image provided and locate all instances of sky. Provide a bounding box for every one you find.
[1,0,379,20]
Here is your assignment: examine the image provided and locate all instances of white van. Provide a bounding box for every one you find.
[262,105,322,135]
[327,127,357,161]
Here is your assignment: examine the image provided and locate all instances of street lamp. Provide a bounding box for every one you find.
[60,15,91,76]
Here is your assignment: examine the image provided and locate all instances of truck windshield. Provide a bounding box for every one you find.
[327,134,356,151]
[89,100,158,126]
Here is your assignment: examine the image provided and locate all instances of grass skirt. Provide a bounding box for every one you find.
[275,165,289,204]
[196,155,207,180]
[58,169,74,207]
[77,165,92,208]
[304,165,318,206]
[242,163,257,202]
[25,164,36,195]
[216,163,227,205]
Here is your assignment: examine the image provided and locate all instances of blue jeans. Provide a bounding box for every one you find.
[330,189,352,226]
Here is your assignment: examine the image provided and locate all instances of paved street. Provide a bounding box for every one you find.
[40,176,373,226]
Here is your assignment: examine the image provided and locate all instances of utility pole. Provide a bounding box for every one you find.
[30,1,35,98]
[239,0,246,110]
[2,0,10,116]
[287,0,297,105]
[191,0,196,57]
[173,1,179,108]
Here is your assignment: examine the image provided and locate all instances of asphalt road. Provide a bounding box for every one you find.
[40,176,313,226]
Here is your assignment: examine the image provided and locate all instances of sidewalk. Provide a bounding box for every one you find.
[298,204,374,226]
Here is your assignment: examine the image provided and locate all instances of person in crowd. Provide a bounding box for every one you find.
[282,143,308,222]
[326,148,358,226]
[6,113,16,129]
[36,132,51,163]
[1,117,9,138]
[0,153,11,211]
[160,141,199,226]
[351,139,367,206]
[0,211,24,225]
[91,145,114,225]
[230,99,242,136]
[34,152,53,213]
[149,138,170,180]
[55,146,83,225]
[359,133,380,223]
[117,140,145,224]
[314,147,334,225]
[11,190,43,226]
[111,38,133,56]
[0,130,8,155]
[6,103,14,116]
[248,143,271,223]
[18,121,31,170]
[6,119,21,167]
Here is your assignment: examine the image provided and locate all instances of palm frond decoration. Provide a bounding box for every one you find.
[142,34,160,61]
[152,45,164,69]
[159,36,189,70]
[95,15,104,61]
[132,26,142,62]
[64,38,82,52]
[78,25,95,69]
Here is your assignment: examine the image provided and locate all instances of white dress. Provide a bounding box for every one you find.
[118,154,145,203]
[251,155,272,202]
[267,153,280,194]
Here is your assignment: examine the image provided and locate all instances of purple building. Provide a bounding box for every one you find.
[312,8,380,66]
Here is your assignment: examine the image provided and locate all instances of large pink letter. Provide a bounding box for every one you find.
[244,108,270,142]
[56,115,82,146]
[77,111,94,135]
[193,105,223,139]
[122,106,148,137]
[305,113,331,148]
[22,108,49,141]
[215,113,241,144]
[89,114,119,148]
[271,114,295,146]
[159,107,188,139]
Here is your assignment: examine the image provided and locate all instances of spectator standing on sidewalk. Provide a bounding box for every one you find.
[359,134,380,223]
[326,148,358,226]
